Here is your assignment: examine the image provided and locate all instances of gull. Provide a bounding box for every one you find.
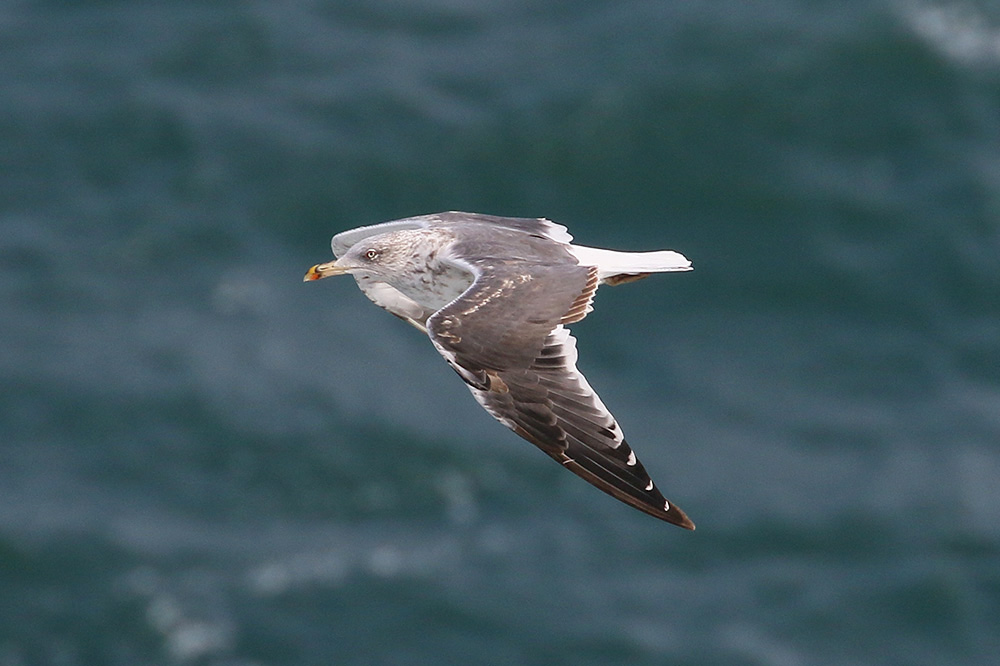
[305,212,695,529]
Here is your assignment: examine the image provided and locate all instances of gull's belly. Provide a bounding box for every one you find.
[391,263,475,312]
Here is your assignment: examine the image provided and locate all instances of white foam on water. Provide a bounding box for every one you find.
[901,1,1000,65]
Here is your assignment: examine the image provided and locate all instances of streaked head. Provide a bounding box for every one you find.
[303,230,424,282]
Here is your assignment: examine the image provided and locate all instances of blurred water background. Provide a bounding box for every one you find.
[3,0,1000,664]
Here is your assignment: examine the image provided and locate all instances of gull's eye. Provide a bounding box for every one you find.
[364,248,379,260]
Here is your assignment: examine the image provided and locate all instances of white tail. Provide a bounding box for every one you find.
[567,245,692,284]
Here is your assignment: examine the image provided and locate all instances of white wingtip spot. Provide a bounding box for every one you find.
[644,480,653,491]
[664,500,671,511]
[626,450,636,466]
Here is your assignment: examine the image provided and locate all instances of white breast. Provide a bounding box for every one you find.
[391,260,475,312]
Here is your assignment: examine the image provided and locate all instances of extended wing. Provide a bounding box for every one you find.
[426,261,693,528]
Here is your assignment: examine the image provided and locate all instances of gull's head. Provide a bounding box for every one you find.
[303,231,421,282]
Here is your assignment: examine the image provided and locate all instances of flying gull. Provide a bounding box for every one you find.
[304,212,695,529]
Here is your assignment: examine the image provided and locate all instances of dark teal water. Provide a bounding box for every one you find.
[3,1,1000,664]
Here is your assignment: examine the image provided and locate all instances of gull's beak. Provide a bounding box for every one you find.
[303,260,352,282]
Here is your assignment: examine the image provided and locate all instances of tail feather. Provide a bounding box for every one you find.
[568,245,692,284]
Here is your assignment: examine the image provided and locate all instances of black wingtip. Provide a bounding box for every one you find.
[666,503,696,530]
[555,454,696,530]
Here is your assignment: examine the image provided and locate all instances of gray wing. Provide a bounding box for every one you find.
[332,219,430,257]
[427,211,574,244]
[426,263,693,528]
[332,211,573,257]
